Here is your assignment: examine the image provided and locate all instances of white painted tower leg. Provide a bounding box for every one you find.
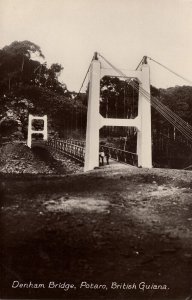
[84,58,101,171]
[43,115,48,140]
[137,63,152,168]
[27,114,32,148]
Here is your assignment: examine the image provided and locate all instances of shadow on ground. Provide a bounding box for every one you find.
[0,168,192,299]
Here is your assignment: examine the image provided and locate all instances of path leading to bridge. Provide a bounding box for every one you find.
[0,142,83,174]
[1,166,192,300]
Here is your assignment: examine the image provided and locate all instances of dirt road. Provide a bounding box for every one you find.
[1,165,192,299]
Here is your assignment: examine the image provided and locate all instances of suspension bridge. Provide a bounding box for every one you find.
[27,53,192,172]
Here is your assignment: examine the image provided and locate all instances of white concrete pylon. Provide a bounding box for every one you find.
[137,63,152,168]
[27,114,48,148]
[84,60,101,171]
[84,55,152,171]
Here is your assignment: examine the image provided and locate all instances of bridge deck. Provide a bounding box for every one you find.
[99,158,135,169]
[47,139,138,169]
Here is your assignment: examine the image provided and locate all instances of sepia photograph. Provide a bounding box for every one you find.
[0,0,192,299]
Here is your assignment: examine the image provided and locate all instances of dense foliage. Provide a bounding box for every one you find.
[0,41,87,141]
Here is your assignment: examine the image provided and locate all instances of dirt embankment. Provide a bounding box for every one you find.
[0,142,83,174]
[0,165,192,299]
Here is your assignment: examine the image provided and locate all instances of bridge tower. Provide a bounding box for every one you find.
[137,57,152,169]
[27,114,48,148]
[84,53,152,171]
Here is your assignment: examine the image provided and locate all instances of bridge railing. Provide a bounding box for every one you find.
[47,139,137,167]
[66,139,86,148]
[47,138,85,163]
[102,145,138,166]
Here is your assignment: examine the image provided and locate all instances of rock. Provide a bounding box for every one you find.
[184,253,192,258]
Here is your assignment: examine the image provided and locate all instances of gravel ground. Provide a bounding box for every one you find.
[0,164,192,300]
[0,142,83,174]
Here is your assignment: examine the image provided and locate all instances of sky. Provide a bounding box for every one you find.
[0,0,192,92]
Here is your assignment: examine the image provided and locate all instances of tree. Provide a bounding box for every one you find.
[0,41,67,94]
[44,63,64,93]
[0,40,70,140]
[0,41,45,92]
[100,76,138,119]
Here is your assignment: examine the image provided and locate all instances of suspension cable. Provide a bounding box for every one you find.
[134,81,192,136]
[98,53,192,131]
[147,56,192,85]
[129,80,192,142]
[76,60,92,97]
[98,53,189,128]
[135,56,145,70]
[97,53,192,143]
[128,79,192,141]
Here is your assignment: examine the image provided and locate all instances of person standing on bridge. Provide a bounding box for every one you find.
[99,146,105,166]
[104,148,110,165]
